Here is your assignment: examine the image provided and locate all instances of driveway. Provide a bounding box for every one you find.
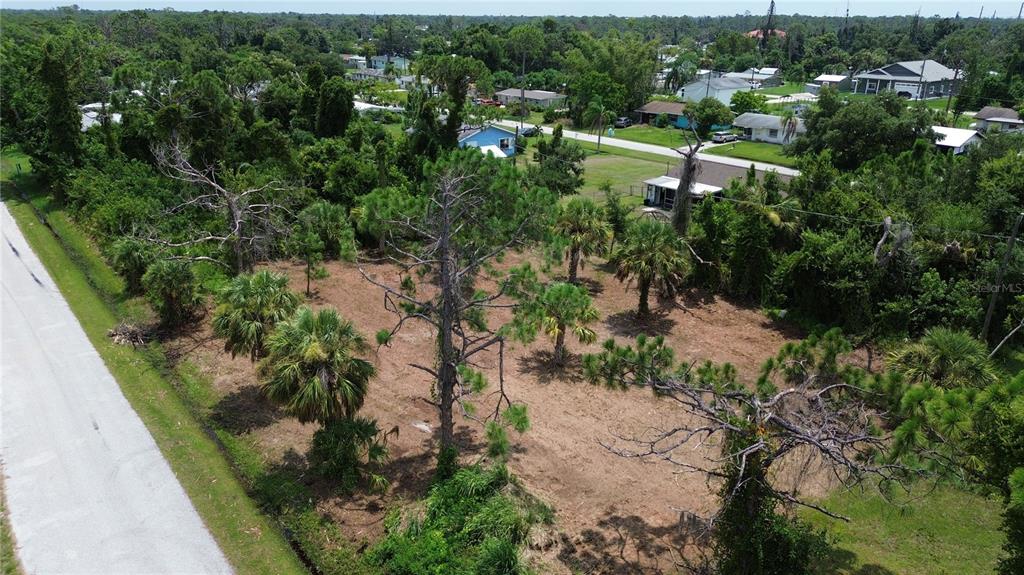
[497,120,801,178]
[0,203,232,574]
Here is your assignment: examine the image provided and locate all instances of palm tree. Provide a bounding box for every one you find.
[610,219,689,317]
[554,197,612,283]
[779,108,799,144]
[582,99,616,152]
[512,282,599,364]
[260,306,376,424]
[212,270,301,362]
[888,328,1000,389]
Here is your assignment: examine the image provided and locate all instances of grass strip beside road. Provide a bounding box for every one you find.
[1,181,307,575]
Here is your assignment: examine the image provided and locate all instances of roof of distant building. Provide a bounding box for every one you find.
[635,100,687,116]
[975,106,1021,121]
[494,88,566,100]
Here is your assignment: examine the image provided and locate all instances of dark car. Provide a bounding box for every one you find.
[614,117,633,128]
[521,125,541,137]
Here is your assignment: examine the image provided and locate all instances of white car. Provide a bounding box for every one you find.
[711,131,737,143]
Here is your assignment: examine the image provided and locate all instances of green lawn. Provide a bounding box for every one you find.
[504,109,546,126]
[804,484,1003,575]
[704,140,798,168]
[754,81,806,96]
[0,151,307,575]
[610,124,688,148]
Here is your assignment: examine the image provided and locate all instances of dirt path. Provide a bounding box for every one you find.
[178,255,802,574]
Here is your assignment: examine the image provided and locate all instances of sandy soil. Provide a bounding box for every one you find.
[173,253,810,574]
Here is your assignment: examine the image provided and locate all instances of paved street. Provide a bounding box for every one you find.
[496,119,801,178]
[0,203,232,574]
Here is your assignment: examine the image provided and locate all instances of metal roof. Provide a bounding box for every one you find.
[494,88,565,100]
[733,112,806,132]
[932,126,982,149]
[814,74,847,83]
[854,59,955,83]
[643,176,723,197]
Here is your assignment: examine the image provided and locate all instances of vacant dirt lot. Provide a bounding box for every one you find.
[176,252,805,574]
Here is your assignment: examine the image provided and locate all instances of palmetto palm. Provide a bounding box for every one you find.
[554,197,612,283]
[512,282,599,364]
[610,219,689,317]
[260,306,376,424]
[212,270,301,362]
[888,327,1000,389]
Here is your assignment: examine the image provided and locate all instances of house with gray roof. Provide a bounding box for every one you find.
[852,59,957,99]
[732,112,805,144]
[493,88,566,108]
[973,106,1023,132]
[677,76,752,106]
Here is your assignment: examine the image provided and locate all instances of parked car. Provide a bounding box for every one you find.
[521,125,541,137]
[614,117,633,128]
[711,131,737,143]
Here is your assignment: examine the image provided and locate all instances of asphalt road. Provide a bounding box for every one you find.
[0,203,232,574]
[497,119,801,177]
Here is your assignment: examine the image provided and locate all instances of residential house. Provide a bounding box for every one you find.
[642,175,723,210]
[457,124,517,158]
[341,54,368,69]
[732,112,805,144]
[973,106,1023,132]
[353,101,404,115]
[397,74,439,95]
[634,100,687,127]
[806,73,851,93]
[932,126,983,155]
[493,88,566,108]
[349,68,388,82]
[677,76,752,106]
[852,59,957,99]
[745,29,786,40]
[723,67,782,88]
[79,102,121,132]
[370,55,410,72]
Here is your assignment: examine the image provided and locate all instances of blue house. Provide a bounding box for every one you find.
[457,125,517,158]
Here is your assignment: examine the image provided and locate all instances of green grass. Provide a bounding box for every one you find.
[803,484,1003,575]
[504,110,546,126]
[704,140,798,168]
[1,151,307,575]
[754,81,806,96]
[1,485,22,575]
[610,125,687,148]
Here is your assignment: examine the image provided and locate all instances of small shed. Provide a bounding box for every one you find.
[807,73,851,93]
[643,175,722,210]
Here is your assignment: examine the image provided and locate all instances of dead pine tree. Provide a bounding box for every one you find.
[150,138,293,272]
[672,127,703,237]
[583,329,922,573]
[360,149,555,477]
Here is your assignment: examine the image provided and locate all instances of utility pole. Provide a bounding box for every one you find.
[519,51,526,131]
[981,212,1024,342]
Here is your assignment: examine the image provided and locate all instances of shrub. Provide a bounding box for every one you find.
[308,416,391,494]
[142,260,203,328]
[653,112,669,128]
[107,237,155,296]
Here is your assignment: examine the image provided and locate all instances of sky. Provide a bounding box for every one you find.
[1,0,1019,18]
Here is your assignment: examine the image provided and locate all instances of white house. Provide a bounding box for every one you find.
[493,88,566,108]
[932,126,983,155]
[973,106,1023,132]
[643,175,722,210]
[370,55,410,71]
[79,102,121,132]
[722,67,782,88]
[732,112,805,144]
[678,76,751,106]
[807,73,851,93]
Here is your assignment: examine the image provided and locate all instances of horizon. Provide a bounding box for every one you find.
[2,0,1021,19]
